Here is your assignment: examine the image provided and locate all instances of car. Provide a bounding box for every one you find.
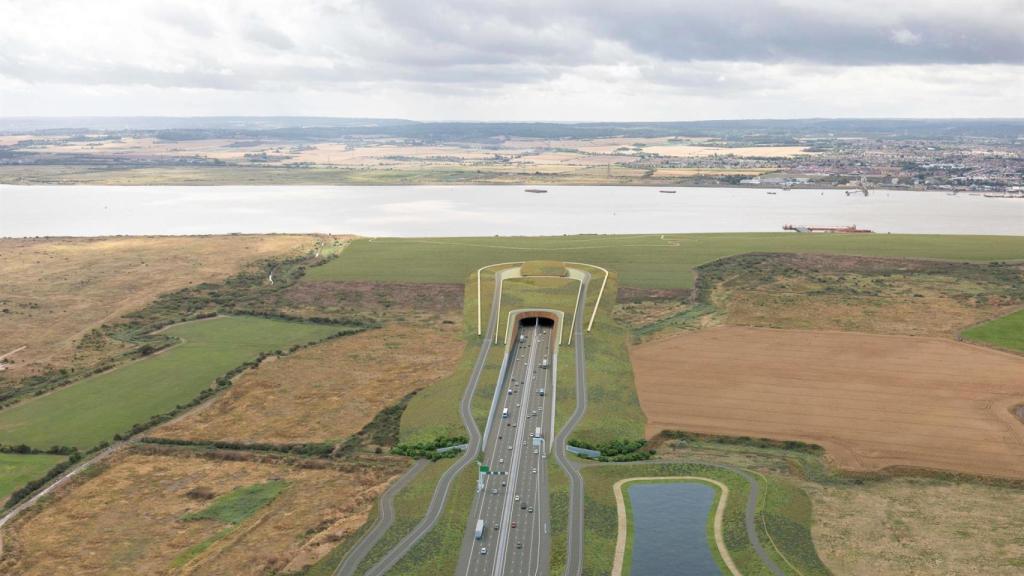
[494,522,499,530]
[516,542,523,549]
[521,503,527,509]
[492,488,498,494]
[534,467,538,473]
[512,423,517,428]
[522,441,527,446]
[502,481,507,487]
[499,435,502,439]
[516,403,520,407]
[528,507,534,513]
[481,547,487,555]
[533,449,538,455]
[508,445,513,450]
[506,423,510,427]
[508,389,513,395]
[499,458,504,464]
[511,521,516,528]
[514,495,520,501]
[530,432,535,437]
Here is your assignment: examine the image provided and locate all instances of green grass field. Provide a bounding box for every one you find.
[962,308,1024,353]
[0,452,66,502]
[182,480,287,524]
[0,317,340,450]
[304,234,1024,289]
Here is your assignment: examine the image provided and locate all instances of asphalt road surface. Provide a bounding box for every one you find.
[456,320,556,576]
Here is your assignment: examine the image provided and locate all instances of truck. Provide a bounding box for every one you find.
[475,519,485,540]
[502,407,509,419]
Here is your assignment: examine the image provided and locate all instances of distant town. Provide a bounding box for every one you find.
[1,117,1021,192]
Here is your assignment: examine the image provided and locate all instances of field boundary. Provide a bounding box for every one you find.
[610,476,739,576]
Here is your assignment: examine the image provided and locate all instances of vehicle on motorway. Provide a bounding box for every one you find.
[528,507,534,513]
[511,521,516,528]
[538,388,544,396]
[535,426,541,438]
[492,488,497,494]
[541,358,548,369]
[494,522,499,530]
[514,494,520,501]
[481,547,487,555]
[475,519,484,540]
[517,542,523,549]
[502,407,509,418]
[508,388,513,395]
[533,449,538,454]
[499,458,504,464]
[521,503,526,509]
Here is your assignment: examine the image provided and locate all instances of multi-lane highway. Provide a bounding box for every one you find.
[457,319,556,576]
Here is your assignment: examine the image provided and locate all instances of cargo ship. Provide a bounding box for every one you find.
[524,188,548,194]
[783,224,873,234]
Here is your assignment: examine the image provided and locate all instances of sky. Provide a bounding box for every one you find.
[1,0,1022,121]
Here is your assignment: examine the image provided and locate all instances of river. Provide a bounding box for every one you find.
[2,185,1021,237]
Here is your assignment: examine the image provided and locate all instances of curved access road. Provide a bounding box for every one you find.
[333,459,429,576]
[551,271,590,576]
[342,269,507,576]
[592,460,785,576]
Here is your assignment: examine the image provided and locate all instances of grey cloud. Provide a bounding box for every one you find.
[241,18,295,50]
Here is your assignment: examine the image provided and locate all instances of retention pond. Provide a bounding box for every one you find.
[627,481,721,576]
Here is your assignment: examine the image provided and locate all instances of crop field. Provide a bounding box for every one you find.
[0,234,317,379]
[700,253,1024,338]
[963,308,1024,353]
[152,323,463,445]
[0,453,65,502]
[0,316,341,450]
[303,233,1024,290]
[0,449,407,575]
[632,326,1024,478]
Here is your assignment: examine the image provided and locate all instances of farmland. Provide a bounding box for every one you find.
[0,449,407,575]
[631,326,1024,478]
[0,235,317,380]
[0,316,341,450]
[151,323,463,445]
[0,453,65,502]
[304,233,1024,290]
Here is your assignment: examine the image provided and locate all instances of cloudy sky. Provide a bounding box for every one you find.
[1,0,1021,120]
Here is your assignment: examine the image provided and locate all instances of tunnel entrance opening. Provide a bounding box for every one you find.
[519,317,555,328]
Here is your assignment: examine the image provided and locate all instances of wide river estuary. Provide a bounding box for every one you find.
[2,185,1021,237]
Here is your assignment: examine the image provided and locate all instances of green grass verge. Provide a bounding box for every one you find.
[0,316,340,450]
[183,479,288,524]
[343,459,455,575]
[572,275,646,444]
[548,458,570,575]
[384,464,477,575]
[0,452,66,502]
[304,234,1024,290]
[754,474,832,575]
[962,308,1024,353]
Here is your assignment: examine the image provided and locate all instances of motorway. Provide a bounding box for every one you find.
[456,319,556,576]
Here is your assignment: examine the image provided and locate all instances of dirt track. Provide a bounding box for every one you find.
[631,326,1024,479]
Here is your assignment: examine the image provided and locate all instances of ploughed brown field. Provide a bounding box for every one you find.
[631,326,1024,478]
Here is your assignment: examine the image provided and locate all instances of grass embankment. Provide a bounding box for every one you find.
[581,462,829,576]
[521,260,569,277]
[572,274,646,445]
[384,465,477,575]
[304,234,1024,290]
[0,317,340,450]
[0,452,66,501]
[963,309,1024,353]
